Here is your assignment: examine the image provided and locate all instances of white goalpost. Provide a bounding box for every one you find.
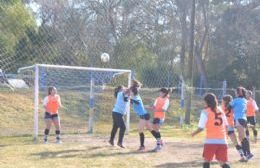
[18,64,132,139]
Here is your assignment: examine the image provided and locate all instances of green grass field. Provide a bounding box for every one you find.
[0,89,259,168]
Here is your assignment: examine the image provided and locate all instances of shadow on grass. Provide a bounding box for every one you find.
[155,160,202,168]
[156,161,220,168]
[32,147,153,159]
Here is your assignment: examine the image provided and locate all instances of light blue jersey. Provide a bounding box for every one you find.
[131,95,147,116]
[113,91,128,115]
[230,97,247,120]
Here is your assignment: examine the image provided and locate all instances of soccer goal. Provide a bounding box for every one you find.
[18,64,132,139]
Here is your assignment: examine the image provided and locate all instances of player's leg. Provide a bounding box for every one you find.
[250,116,257,143]
[246,117,250,140]
[216,144,230,168]
[53,115,61,144]
[117,114,126,148]
[44,112,52,143]
[138,119,146,151]
[227,126,245,160]
[109,113,119,146]
[236,119,253,160]
[202,144,216,168]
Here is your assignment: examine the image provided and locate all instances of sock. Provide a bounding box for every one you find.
[44,129,49,141]
[253,129,257,137]
[150,130,157,139]
[246,129,250,139]
[235,145,244,157]
[242,138,251,156]
[139,132,145,147]
[56,130,61,140]
[222,163,230,168]
[156,132,161,146]
[203,162,210,168]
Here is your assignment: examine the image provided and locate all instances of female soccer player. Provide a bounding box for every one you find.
[230,87,253,160]
[192,93,230,168]
[222,95,245,161]
[43,86,62,144]
[109,85,129,148]
[151,88,170,151]
[246,90,259,143]
[130,86,159,151]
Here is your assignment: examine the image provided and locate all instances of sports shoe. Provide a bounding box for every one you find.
[246,153,254,161]
[108,140,114,146]
[239,157,247,162]
[152,145,161,152]
[43,139,48,144]
[160,139,164,146]
[56,139,62,144]
[117,143,125,148]
[138,146,145,151]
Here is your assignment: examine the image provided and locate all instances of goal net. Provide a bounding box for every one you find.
[18,64,131,139]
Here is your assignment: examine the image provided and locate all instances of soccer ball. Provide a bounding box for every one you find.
[101,53,110,63]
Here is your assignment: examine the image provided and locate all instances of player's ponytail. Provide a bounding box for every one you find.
[114,85,123,98]
[223,95,233,112]
[204,93,218,113]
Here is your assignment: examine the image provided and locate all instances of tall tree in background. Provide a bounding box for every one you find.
[185,0,196,124]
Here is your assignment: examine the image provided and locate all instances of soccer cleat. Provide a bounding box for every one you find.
[138,146,145,151]
[43,139,48,144]
[108,140,114,146]
[160,139,164,146]
[152,145,161,152]
[56,139,62,144]
[117,143,125,148]
[239,157,247,162]
[246,153,254,161]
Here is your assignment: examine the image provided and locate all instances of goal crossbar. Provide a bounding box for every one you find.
[18,64,131,73]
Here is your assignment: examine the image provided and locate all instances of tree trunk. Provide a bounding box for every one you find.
[185,0,196,124]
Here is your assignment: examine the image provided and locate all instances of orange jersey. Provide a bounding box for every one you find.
[45,95,60,114]
[153,97,169,119]
[247,98,256,117]
[205,107,227,139]
[221,104,234,127]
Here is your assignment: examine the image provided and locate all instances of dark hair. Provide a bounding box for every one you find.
[247,90,253,96]
[131,86,139,96]
[236,87,246,98]
[48,86,56,95]
[204,93,218,113]
[114,85,124,98]
[159,88,171,98]
[222,94,233,111]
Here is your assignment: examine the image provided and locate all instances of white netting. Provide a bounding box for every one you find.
[16,64,131,137]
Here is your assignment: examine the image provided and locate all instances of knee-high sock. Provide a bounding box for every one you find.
[139,132,145,147]
[235,144,244,157]
[44,129,49,140]
[242,138,251,155]
[56,130,61,140]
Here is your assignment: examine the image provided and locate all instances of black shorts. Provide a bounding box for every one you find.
[247,116,256,126]
[153,118,165,125]
[44,112,59,120]
[235,119,247,128]
[139,113,150,120]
